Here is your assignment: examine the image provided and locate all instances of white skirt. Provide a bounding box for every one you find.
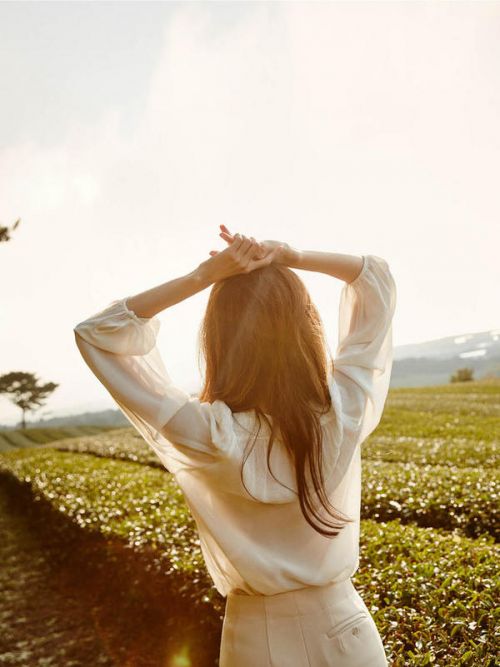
[219,577,389,667]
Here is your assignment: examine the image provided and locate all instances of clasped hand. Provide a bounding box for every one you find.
[197,224,289,284]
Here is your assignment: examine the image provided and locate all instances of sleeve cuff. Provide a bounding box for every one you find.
[121,296,155,324]
[73,296,160,356]
[346,255,368,288]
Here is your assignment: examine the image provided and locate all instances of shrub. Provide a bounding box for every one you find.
[362,460,499,540]
[0,447,498,665]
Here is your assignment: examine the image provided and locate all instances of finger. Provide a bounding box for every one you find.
[247,251,277,272]
[254,239,265,257]
[238,235,255,261]
[249,236,263,255]
[220,224,233,235]
[234,233,251,253]
[209,250,219,256]
[220,231,233,244]
[247,246,281,271]
[232,232,244,250]
[241,237,259,262]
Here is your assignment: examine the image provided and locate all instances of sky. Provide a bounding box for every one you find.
[1,1,499,425]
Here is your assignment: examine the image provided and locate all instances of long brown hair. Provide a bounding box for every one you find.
[198,263,355,537]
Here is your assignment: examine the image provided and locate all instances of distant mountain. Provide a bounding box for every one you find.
[1,329,498,429]
[391,328,500,387]
[393,328,500,361]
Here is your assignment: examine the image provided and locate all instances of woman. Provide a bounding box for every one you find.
[73,224,397,667]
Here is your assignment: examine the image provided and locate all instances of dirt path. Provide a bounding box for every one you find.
[0,477,116,666]
[0,474,222,667]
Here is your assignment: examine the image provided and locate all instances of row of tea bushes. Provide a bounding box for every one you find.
[0,448,201,574]
[362,459,499,540]
[45,382,499,470]
[45,429,499,540]
[0,425,116,452]
[357,519,498,666]
[0,446,498,666]
[46,428,163,467]
[375,403,499,444]
[362,434,498,469]
[50,425,499,471]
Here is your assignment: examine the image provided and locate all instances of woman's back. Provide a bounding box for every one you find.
[73,252,396,598]
[173,376,361,596]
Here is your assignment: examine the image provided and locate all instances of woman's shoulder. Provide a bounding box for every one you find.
[208,382,342,455]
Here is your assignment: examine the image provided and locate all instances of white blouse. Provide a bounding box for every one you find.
[73,253,397,597]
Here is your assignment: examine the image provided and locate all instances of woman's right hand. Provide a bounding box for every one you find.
[211,224,301,267]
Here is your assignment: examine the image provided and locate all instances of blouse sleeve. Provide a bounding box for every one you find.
[332,254,397,448]
[73,297,219,474]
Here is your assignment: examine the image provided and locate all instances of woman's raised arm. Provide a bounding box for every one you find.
[287,249,365,284]
[330,254,397,447]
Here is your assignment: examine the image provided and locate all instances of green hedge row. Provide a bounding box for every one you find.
[45,381,500,470]
[375,405,499,444]
[0,448,203,575]
[362,460,499,540]
[44,429,499,540]
[0,447,498,666]
[0,425,117,451]
[47,428,163,467]
[50,425,499,470]
[362,434,498,469]
[357,520,498,666]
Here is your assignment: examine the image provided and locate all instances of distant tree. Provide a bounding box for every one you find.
[450,367,475,383]
[0,371,59,428]
[0,217,21,243]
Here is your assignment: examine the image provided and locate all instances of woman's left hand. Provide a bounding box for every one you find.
[196,233,283,284]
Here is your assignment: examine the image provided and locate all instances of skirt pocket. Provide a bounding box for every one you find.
[324,606,387,665]
[325,610,370,640]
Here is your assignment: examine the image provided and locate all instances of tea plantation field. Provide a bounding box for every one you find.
[0,425,117,452]
[0,380,498,666]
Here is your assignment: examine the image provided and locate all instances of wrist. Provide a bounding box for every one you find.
[285,245,303,269]
[191,265,215,290]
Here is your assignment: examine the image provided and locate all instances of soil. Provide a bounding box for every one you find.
[0,474,223,667]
